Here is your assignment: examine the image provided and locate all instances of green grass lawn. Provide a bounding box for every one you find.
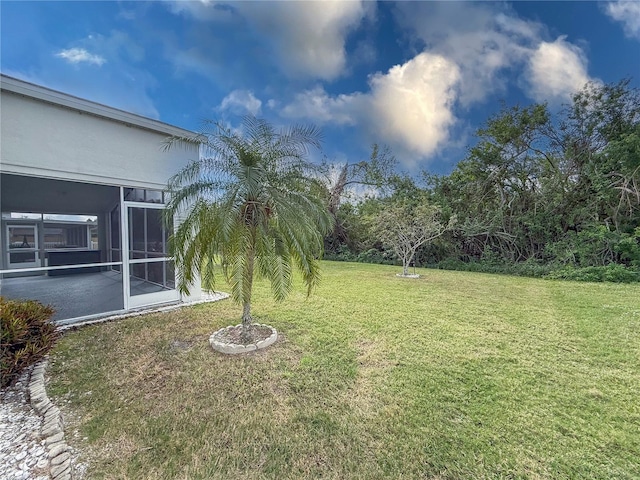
[48,261,640,479]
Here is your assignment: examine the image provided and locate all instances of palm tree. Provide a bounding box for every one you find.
[163,117,334,342]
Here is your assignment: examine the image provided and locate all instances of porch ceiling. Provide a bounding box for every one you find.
[1,173,119,215]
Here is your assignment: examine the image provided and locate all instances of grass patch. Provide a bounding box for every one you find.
[48,261,640,479]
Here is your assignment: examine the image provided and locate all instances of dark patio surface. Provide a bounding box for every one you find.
[1,270,125,321]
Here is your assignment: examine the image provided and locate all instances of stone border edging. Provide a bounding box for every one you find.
[209,323,278,354]
[28,360,72,480]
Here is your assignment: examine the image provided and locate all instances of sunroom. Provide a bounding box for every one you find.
[0,75,203,325]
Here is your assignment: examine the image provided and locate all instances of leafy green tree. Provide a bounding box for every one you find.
[427,103,555,262]
[560,80,640,232]
[164,117,334,341]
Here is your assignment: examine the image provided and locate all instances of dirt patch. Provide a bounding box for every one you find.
[213,324,274,345]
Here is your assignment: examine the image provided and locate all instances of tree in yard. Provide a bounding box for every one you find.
[320,144,397,253]
[323,143,397,215]
[372,201,454,276]
[163,117,334,342]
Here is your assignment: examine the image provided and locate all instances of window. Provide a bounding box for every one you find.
[124,188,164,204]
[43,224,89,249]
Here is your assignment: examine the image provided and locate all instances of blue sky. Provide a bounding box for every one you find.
[2,1,639,175]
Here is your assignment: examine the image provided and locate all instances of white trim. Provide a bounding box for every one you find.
[123,196,179,309]
[55,308,131,327]
[1,164,169,191]
[128,257,172,264]
[120,187,130,310]
[0,261,122,275]
[123,200,166,209]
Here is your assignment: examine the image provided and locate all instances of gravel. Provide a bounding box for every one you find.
[0,373,50,480]
[1,368,87,480]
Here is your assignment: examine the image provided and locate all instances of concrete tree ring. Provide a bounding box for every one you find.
[209,323,278,354]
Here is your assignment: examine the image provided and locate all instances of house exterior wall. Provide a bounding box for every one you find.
[1,77,197,190]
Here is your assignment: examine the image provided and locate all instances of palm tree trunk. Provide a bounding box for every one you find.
[241,241,255,343]
[241,301,252,340]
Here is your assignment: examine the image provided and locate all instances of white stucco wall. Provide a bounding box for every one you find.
[0,87,197,189]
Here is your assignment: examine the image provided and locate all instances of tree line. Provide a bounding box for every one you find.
[322,79,640,282]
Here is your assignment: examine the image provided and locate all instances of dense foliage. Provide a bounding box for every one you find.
[1,297,58,387]
[324,80,640,282]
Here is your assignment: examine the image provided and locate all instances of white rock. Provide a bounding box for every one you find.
[0,367,79,480]
[48,443,68,459]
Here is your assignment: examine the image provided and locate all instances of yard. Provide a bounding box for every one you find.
[47,261,640,479]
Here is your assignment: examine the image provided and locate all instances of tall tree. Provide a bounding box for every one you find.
[321,144,397,253]
[164,117,333,341]
[559,79,640,232]
[428,103,555,261]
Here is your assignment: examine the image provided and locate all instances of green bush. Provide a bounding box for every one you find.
[355,248,396,265]
[545,264,640,283]
[615,227,640,267]
[433,258,555,278]
[324,246,397,265]
[323,245,359,262]
[1,297,58,388]
[434,258,640,283]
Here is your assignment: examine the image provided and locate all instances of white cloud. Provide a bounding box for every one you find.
[394,2,531,106]
[367,53,460,163]
[118,9,137,21]
[166,0,371,80]
[240,1,370,80]
[167,0,235,22]
[48,33,158,119]
[394,2,596,106]
[281,87,360,125]
[605,1,640,39]
[282,52,460,167]
[55,48,106,66]
[219,90,262,116]
[524,37,592,103]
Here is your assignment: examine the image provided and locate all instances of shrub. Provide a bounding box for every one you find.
[1,297,58,388]
[323,245,358,263]
[433,258,555,278]
[545,264,640,283]
[356,248,396,265]
[324,246,397,265]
